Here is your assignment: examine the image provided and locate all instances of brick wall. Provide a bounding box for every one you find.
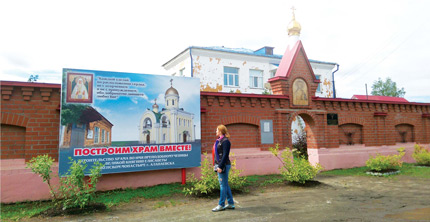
[1,80,430,161]
[1,81,61,160]
[200,92,430,152]
[1,125,26,158]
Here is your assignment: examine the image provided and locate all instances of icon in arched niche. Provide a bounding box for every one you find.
[292,78,308,106]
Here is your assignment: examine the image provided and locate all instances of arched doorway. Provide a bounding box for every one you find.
[290,112,318,159]
[183,131,188,142]
[291,115,307,158]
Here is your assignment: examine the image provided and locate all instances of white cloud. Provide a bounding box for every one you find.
[130,93,149,104]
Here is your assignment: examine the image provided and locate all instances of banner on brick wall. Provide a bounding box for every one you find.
[59,68,201,175]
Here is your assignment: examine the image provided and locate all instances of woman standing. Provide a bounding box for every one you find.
[212,125,235,212]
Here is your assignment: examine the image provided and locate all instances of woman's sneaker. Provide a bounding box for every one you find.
[224,204,235,210]
[212,205,225,212]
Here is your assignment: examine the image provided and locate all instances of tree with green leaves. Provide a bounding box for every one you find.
[28,74,39,82]
[371,77,405,97]
[61,104,89,126]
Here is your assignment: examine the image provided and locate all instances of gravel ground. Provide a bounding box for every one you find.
[24,175,430,222]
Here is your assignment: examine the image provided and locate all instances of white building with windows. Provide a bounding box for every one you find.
[139,80,195,144]
[162,8,339,144]
[163,46,338,98]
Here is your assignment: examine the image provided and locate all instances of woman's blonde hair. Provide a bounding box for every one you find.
[217,124,230,138]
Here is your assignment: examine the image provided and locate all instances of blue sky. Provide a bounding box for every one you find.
[65,69,201,141]
[1,0,429,103]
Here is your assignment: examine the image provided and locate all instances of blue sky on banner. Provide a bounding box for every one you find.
[84,70,201,141]
[1,0,429,102]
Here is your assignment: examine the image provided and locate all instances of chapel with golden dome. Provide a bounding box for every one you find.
[139,79,195,144]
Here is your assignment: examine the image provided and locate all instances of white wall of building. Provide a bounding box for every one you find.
[163,47,337,97]
[311,62,336,98]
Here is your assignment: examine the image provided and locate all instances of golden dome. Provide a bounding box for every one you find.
[152,100,159,109]
[165,79,179,96]
[165,87,179,96]
[287,7,301,36]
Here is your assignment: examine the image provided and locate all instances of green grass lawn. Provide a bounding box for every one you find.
[1,183,183,221]
[2,163,429,221]
[320,163,430,178]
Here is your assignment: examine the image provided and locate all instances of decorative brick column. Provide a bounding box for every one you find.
[268,76,289,95]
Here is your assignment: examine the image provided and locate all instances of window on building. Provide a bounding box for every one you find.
[224,67,239,87]
[316,75,321,92]
[144,118,152,128]
[107,132,110,143]
[162,116,167,127]
[249,69,263,88]
[163,133,166,142]
[101,129,105,143]
[172,99,174,105]
[179,68,185,76]
[270,69,277,78]
[94,127,99,144]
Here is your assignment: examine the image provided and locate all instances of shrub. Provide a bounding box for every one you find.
[412,144,430,166]
[27,155,103,210]
[366,148,405,172]
[26,155,58,199]
[183,153,246,196]
[58,158,103,209]
[270,144,323,184]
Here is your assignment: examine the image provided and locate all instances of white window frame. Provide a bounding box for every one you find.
[179,68,185,76]
[315,75,321,92]
[224,67,239,87]
[249,69,263,88]
[101,129,105,143]
[94,127,100,144]
[270,69,277,78]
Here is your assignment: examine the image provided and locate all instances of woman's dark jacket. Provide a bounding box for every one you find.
[215,137,231,170]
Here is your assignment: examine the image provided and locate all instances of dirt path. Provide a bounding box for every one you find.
[25,175,430,222]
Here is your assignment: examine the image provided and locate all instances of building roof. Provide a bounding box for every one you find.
[351,95,409,102]
[80,107,114,127]
[162,46,337,67]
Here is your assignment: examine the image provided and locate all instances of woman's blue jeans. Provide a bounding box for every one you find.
[217,164,234,207]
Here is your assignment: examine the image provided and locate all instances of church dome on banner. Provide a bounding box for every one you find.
[165,79,180,109]
[165,79,179,96]
[165,87,179,96]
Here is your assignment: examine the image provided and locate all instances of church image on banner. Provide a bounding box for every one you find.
[139,79,195,144]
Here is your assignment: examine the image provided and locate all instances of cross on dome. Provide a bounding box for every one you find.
[291,6,296,18]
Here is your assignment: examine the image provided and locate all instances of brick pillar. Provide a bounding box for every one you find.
[374,115,387,146]
[269,77,289,95]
